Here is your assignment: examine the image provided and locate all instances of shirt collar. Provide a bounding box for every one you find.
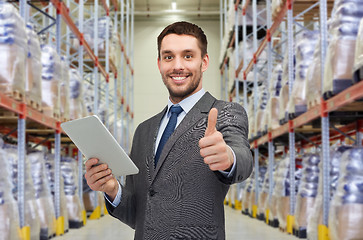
[167,88,205,115]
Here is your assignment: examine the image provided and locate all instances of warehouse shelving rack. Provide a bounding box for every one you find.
[220,0,363,239]
[1,0,135,238]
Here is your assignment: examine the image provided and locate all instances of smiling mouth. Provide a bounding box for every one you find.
[169,73,191,82]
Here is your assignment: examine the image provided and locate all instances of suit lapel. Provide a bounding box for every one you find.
[151,92,216,183]
[147,106,168,181]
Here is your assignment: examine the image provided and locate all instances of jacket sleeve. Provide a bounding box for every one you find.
[104,126,140,229]
[213,102,253,185]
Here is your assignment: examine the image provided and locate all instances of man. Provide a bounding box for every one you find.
[85,21,253,239]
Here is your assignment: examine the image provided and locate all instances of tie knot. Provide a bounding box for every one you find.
[170,105,183,115]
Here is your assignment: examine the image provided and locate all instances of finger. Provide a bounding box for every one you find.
[90,168,112,184]
[85,163,108,181]
[203,155,219,165]
[205,108,218,137]
[85,158,99,171]
[208,162,225,171]
[200,145,219,158]
[93,173,114,189]
[199,131,223,148]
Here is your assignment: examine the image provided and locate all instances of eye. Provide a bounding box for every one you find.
[164,55,173,60]
[185,55,192,59]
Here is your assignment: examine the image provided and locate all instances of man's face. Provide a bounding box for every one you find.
[158,34,209,103]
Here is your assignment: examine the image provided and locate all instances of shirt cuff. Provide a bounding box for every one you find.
[104,181,122,207]
[219,145,237,178]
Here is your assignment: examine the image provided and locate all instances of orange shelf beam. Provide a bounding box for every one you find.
[251,79,363,147]
[0,93,61,131]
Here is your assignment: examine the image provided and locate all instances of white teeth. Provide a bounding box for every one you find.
[172,76,187,80]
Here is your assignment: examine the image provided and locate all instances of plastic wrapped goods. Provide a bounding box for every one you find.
[258,169,271,219]
[69,69,85,119]
[273,156,301,230]
[323,0,363,98]
[278,49,295,124]
[247,94,255,138]
[307,145,351,240]
[266,65,283,130]
[4,144,41,239]
[83,81,95,115]
[294,154,320,236]
[25,23,42,109]
[353,18,363,82]
[28,151,56,239]
[288,31,319,118]
[61,156,83,228]
[44,153,69,232]
[0,2,27,98]
[266,158,283,225]
[248,166,267,216]
[329,147,363,240]
[0,140,21,240]
[305,39,322,109]
[70,18,113,55]
[242,174,254,214]
[60,57,70,120]
[255,85,269,135]
[41,45,61,117]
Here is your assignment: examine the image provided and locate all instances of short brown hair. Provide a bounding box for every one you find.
[157,21,208,59]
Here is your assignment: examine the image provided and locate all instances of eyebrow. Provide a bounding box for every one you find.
[161,49,196,55]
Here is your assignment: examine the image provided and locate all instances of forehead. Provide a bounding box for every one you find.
[160,34,201,54]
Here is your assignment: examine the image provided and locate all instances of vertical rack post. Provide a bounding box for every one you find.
[55,8,64,235]
[131,0,134,138]
[120,0,125,148]
[286,0,296,233]
[252,0,259,218]
[78,149,86,225]
[319,0,330,238]
[242,0,248,111]
[125,0,130,151]
[113,5,118,137]
[220,0,224,100]
[267,135,274,224]
[90,0,100,219]
[78,0,85,226]
[266,0,274,225]
[18,1,28,238]
[224,63,229,101]
[105,0,111,129]
[94,0,99,116]
[234,1,240,104]
[66,0,71,59]
[54,130,63,235]
[18,112,28,239]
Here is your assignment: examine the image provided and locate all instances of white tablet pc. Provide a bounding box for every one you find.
[61,115,139,177]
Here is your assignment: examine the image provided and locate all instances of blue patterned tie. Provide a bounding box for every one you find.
[154,105,183,167]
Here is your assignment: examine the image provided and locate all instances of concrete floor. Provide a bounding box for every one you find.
[54,206,296,240]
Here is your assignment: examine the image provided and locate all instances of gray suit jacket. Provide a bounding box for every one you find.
[106,92,253,239]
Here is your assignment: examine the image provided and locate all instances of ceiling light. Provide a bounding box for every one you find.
[171,1,177,10]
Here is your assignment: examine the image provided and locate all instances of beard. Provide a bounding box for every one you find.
[162,64,203,100]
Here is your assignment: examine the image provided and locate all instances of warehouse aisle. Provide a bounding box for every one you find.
[54,206,296,239]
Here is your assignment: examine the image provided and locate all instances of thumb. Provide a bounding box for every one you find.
[205,108,218,137]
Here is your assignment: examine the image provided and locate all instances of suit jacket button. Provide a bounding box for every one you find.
[149,189,156,197]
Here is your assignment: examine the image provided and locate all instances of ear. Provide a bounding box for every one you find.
[157,57,161,72]
[201,54,209,73]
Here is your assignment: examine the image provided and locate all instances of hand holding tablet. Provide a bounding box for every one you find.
[61,115,139,177]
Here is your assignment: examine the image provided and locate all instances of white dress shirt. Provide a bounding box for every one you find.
[106,89,236,207]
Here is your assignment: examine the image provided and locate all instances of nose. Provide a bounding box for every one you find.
[173,56,184,71]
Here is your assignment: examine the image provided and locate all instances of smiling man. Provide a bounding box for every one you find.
[84,21,253,240]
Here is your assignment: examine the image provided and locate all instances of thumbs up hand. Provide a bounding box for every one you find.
[199,108,234,171]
